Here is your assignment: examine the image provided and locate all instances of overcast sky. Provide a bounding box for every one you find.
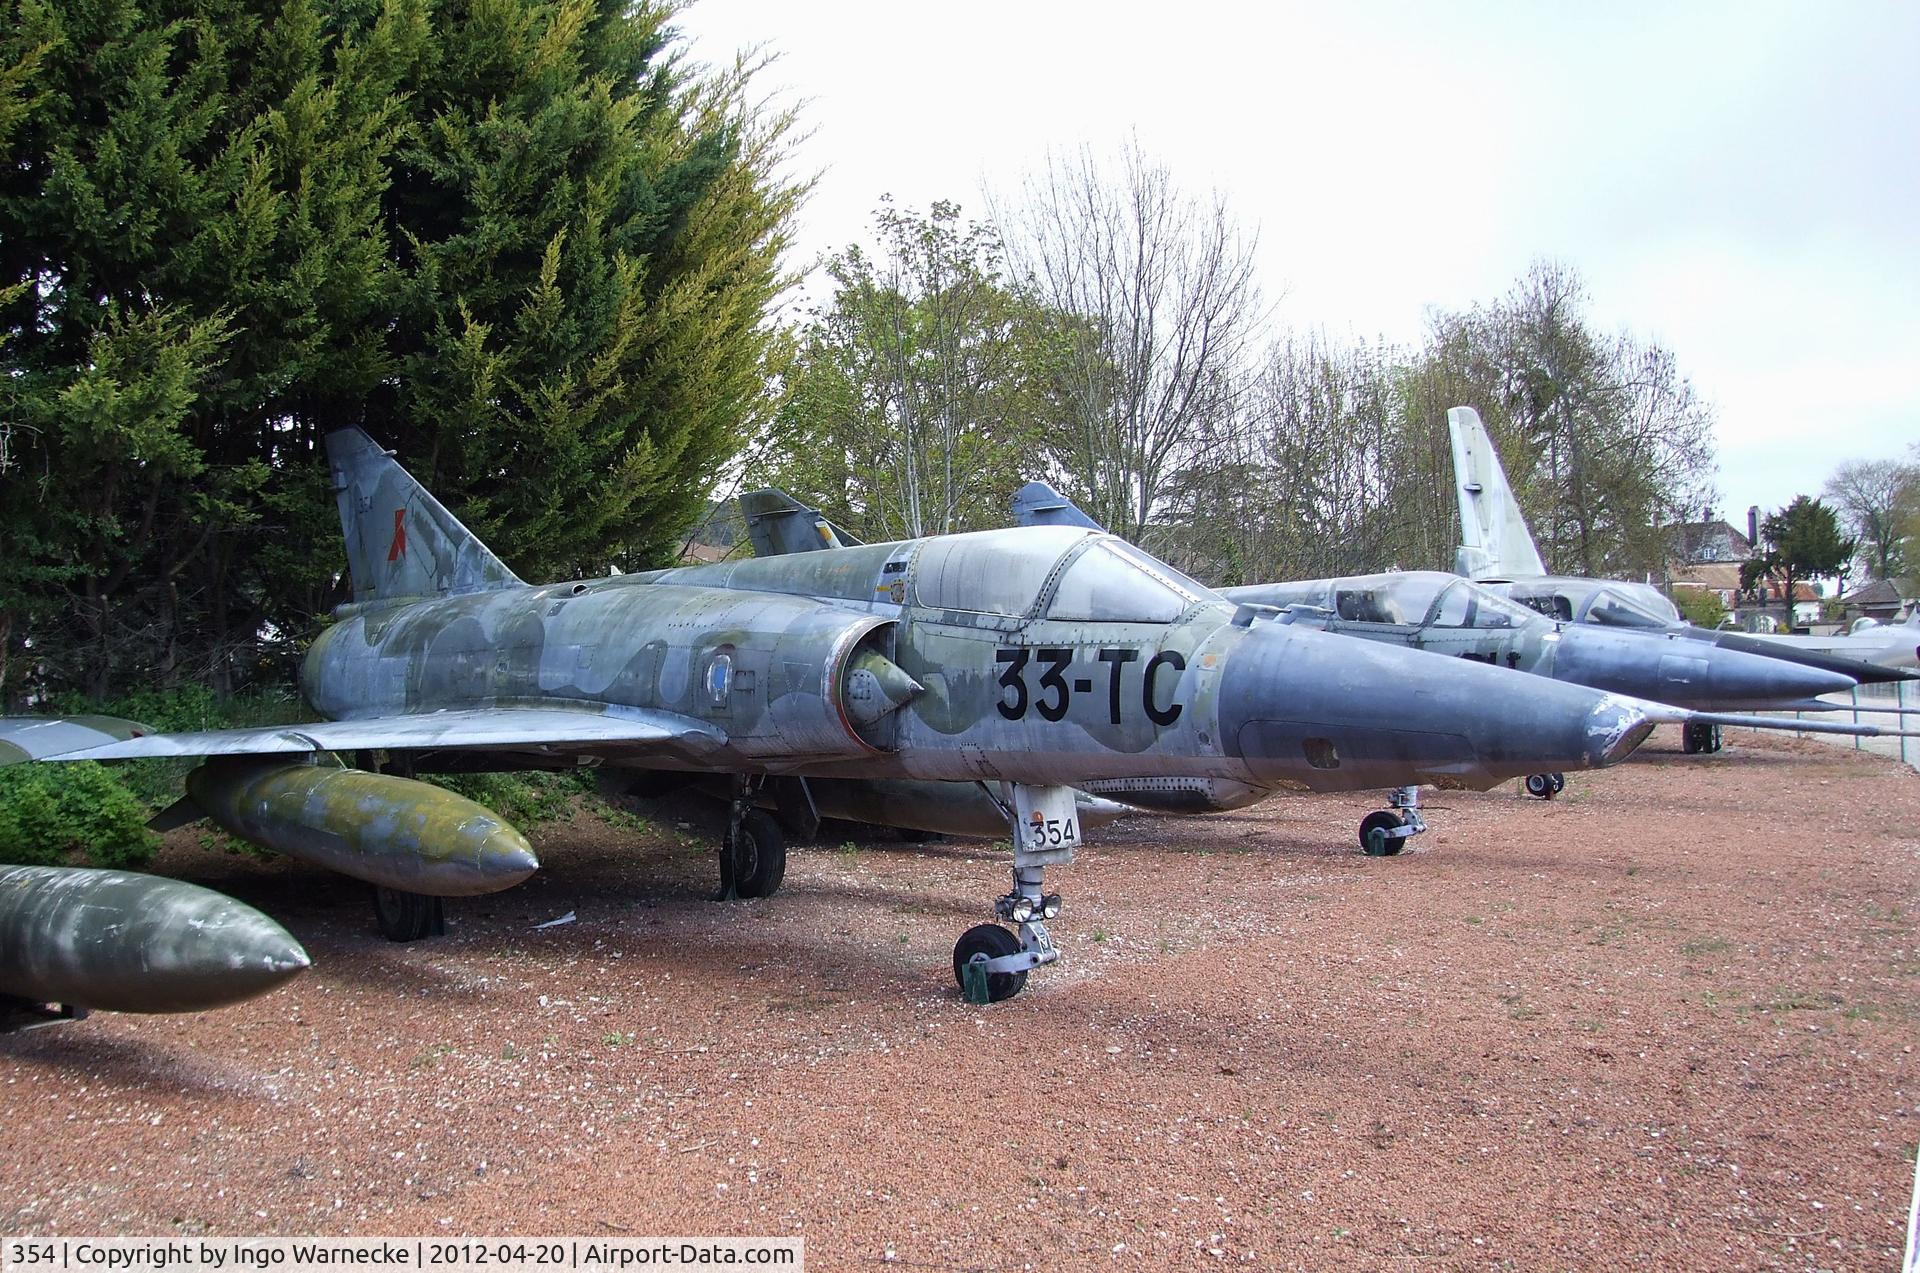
[676,0,1918,522]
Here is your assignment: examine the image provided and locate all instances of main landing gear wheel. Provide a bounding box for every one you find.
[373,885,446,942]
[1524,772,1565,800]
[953,923,1028,1003]
[723,807,787,900]
[1359,811,1407,856]
[1682,721,1724,755]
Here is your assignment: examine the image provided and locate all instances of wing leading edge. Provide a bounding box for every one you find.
[5,705,725,764]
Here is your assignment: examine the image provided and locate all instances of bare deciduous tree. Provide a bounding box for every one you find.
[1822,457,1916,582]
[993,142,1266,549]
[1406,261,1717,581]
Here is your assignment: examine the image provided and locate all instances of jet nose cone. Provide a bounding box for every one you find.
[1217,623,1665,792]
[1581,695,1659,769]
[1554,625,1856,711]
[1703,647,1853,708]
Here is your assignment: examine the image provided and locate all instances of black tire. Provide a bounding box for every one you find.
[1709,724,1724,754]
[1524,773,1555,800]
[732,809,787,899]
[1359,810,1405,856]
[952,923,1027,1002]
[1549,772,1566,794]
[373,885,445,942]
[1682,721,1711,755]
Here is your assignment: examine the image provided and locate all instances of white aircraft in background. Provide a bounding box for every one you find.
[1446,405,1918,752]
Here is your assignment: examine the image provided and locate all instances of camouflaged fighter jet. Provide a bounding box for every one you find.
[9,429,1711,1003]
[1449,405,1920,754]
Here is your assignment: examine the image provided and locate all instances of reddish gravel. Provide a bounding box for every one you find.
[3,726,1918,1269]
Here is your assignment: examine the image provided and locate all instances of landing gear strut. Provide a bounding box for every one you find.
[0,996,87,1032]
[1682,721,1723,754]
[717,775,786,900]
[1359,786,1427,856]
[358,750,448,942]
[373,885,445,941]
[953,783,1074,1003]
[1524,772,1566,800]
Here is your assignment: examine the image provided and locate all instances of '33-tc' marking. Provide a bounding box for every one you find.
[996,646,1184,726]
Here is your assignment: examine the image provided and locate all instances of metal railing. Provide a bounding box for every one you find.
[1784,679,1915,770]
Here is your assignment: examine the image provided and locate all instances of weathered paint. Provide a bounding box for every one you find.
[299,522,1661,794]
[330,428,522,603]
[0,865,308,1015]
[0,715,153,766]
[186,761,538,896]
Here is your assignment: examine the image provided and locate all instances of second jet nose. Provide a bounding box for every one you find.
[1551,625,1856,711]
[1700,645,1853,709]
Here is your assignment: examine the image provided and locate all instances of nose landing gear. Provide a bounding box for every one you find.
[717,775,786,901]
[953,784,1075,1003]
[1523,772,1566,800]
[1358,785,1428,856]
[1681,721,1723,754]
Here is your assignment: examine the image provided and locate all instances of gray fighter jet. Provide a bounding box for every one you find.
[1449,405,1919,753]
[1010,480,1913,847]
[7,430,1745,1002]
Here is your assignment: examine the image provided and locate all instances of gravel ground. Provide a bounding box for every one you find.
[3,725,1918,1270]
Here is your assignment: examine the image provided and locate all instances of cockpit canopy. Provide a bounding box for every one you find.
[910,526,1215,622]
[1229,571,1540,630]
[1500,577,1679,628]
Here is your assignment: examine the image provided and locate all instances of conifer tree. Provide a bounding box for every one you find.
[0,0,799,703]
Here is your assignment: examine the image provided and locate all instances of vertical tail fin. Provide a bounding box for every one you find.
[1447,406,1547,579]
[1011,480,1107,532]
[738,489,865,557]
[325,429,522,603]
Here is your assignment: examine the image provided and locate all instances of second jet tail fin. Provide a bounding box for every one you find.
[738,490,864,557]
[1011,481,1106,531]
[1448,406,1547,580]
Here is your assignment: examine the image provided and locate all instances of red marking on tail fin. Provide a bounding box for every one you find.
[387,508,408,562]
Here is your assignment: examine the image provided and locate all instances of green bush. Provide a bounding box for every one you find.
[0,761,159,869]
[426,771,592,828]
[1673,587,1728,629]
